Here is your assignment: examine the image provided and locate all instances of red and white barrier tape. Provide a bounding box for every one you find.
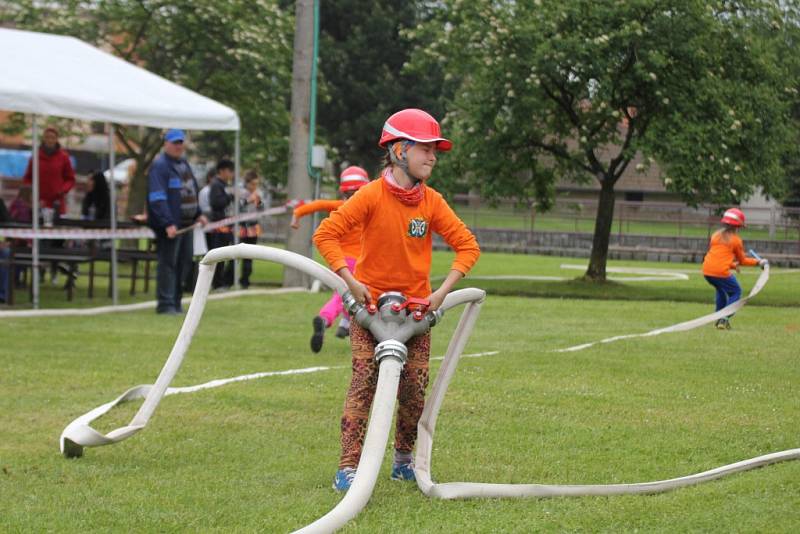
[0,206,287,240]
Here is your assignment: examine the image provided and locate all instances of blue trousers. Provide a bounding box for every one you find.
[156,231,193,313]
[704,274,742,315]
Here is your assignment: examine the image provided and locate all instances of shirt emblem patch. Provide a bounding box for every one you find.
[407,217,428,238]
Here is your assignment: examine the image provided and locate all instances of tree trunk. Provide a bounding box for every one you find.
[124,144,162,218]
[585,178,616,281]
[283,0,315,288]
[126,164,147,218]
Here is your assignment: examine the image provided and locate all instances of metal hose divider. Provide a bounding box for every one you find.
[295,290,447,533]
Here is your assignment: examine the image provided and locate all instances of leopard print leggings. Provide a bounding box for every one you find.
[339,320,431,469]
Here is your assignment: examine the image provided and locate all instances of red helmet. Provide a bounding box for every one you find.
[339,166,369,193]
[378,108,452,151]
[721,207,745,227]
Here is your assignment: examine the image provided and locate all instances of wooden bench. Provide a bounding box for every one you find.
[89,246,157,297]
[3,248,94,305]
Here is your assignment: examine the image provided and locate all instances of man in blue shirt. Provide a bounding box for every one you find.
[147,129,206,314]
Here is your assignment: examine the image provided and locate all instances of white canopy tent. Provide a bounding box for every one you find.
[0,28,241,308]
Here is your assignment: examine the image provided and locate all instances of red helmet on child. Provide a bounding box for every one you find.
[721,208,745,227]
[378,109,453,151]
[339,166,370,193]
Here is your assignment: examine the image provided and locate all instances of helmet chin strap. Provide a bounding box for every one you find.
[388,141,422,184]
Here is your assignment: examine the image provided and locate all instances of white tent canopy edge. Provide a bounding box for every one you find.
[0,28,240,130]
[0,27,242,308]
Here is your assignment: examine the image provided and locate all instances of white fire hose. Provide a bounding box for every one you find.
[59,244,486,533]
[414,263,800,499]
[60,245,796,531]
[59,244,349,458]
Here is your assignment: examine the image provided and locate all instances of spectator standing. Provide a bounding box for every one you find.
[23,126,76,285]
[81,171,111,221]
[238,170,264,288]
[147,129,206,314]
[198,167,214,219]
[23,126,75,215]
[208,159,235,289]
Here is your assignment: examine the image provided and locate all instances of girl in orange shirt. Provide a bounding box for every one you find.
[314,109,480,491]
[702,208,767,329]
[291,166,369,352]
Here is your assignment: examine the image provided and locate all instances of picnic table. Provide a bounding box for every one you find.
[0,219,157,306]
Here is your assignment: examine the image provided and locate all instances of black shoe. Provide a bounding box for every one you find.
[310,316,326,353]
[335,325,349,339]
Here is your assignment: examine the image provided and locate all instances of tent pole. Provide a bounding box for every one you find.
[233,130,240,289]
[31,115,40,309]
[107,122,118,305]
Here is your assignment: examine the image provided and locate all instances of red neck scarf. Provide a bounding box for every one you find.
[382,168,425,206]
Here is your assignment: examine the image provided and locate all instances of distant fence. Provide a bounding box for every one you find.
[451,195,800,242]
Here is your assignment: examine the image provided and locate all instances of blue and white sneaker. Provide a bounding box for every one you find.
[390,462,416,482]
[332,467,356,492]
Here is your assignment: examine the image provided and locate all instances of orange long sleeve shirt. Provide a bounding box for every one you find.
[313,178,480,301]
[702,230,758,277]
[294,199,362,258]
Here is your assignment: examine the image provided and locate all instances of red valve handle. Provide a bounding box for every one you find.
[367,303,378,314]
[391,297,431,313]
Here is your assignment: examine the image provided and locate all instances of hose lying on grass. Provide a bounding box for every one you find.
[557,264,770,352]
[415,263,800,499]
[59,244,348,458]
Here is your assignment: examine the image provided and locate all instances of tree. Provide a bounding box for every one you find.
[283,0,315,287]
[316,0,446,175]
[4,0,293,216]
[408,0,797,280]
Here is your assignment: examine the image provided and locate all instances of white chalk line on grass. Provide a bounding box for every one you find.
[0,287,307,318]
[449,264,690,283]
[560,263,689,281]
[169,351,500,393]
[133,351,502,399]
[59,348,499,455]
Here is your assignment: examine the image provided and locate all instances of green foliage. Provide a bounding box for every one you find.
[405,0,800,279]
[409,0,798,208]
[316,0,446,176]
[4,0,294,208]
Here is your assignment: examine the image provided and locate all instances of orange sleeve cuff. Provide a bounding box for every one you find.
[329,259,348,273]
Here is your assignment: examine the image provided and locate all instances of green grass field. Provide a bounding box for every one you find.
[2,249,798,532]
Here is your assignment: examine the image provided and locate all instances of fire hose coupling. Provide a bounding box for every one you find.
[342,290,362,315]
[374,339,409,364]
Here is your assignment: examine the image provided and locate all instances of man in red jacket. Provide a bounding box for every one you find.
[23,127,76,215]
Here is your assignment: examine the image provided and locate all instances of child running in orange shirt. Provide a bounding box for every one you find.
[291,166,370,352]
[313,108,480,491]
[702,207,767,329]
